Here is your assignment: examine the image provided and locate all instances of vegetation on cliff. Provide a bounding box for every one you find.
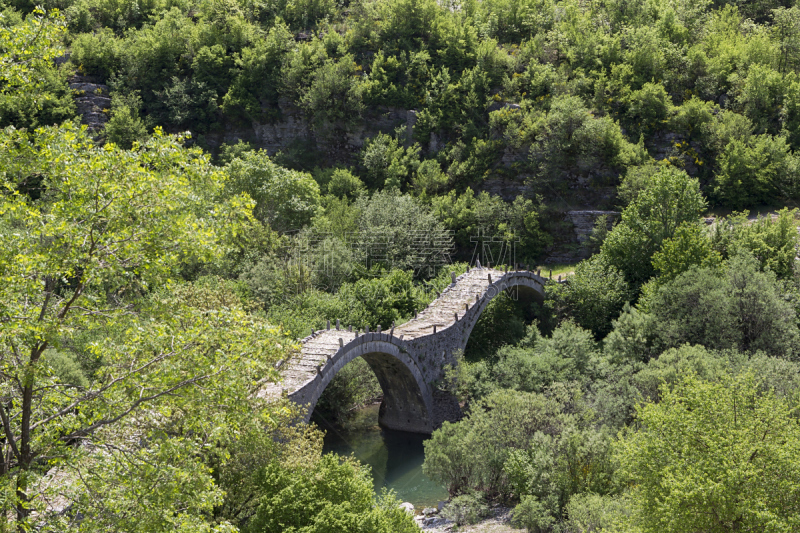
[2,0,800,532]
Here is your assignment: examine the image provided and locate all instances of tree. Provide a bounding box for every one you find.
[651,222,722,283]
[601,166,706,287]
[246,455,418,533]
[547,256,632,339]
[773,6,800,74]
[226,149,322,232]
[0,123,287,529]
[491,320,602,393]
[615,372,800,532]
[711,209,800,279]
[301,56,365,136]
[354,189,452,278]
[0,8,66,110]
[713,134,791,208]
[360,132,421,190]
[646,254,799,357]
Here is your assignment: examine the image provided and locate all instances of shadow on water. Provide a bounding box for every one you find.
[314,404,449,508]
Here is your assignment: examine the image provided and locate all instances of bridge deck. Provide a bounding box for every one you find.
[261,267,543,399]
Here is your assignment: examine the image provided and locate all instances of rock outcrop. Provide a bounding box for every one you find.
[69,75,110,133]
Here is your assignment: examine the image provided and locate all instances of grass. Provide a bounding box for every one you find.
[534,262,580,279]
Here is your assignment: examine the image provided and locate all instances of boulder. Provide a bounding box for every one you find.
[399,502,414,515]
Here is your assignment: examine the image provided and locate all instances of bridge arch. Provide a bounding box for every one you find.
[264,268,549,434]
[295,339,435,433]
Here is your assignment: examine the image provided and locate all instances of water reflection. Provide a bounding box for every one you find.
[316,404,449,508]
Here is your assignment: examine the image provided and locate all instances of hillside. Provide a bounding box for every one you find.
[2,0,800,531]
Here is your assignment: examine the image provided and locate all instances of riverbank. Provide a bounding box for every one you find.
[414,506,524,532]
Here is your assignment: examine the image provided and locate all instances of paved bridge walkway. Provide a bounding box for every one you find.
[261,266,548,433]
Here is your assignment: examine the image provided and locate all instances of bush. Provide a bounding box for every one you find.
[562,493,631,533]
[603,302,657,364]
[711,208,800,279]
[354,190,451,278]
[511,495,555,533]
[423,389,564,497]
[301,56,365,135]
[411,158,448,196]
[646,254,800,357]
[623,82,671,137]
[491,321,601,392]
[327,168,366,199]
[441,492,490,526]
[431,190,551,264]
[70,29,123,79]
[104,100,148,148]
[651,222,722,283]
[43,349,89,388]
[713,134,792,208]
[226,150,321,232]
[423,385,614,505]
[360,132,421,190]
[547,256,632,339]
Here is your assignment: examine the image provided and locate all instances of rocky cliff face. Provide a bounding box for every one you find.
[202,101,413,163]
[69,75,110,133]
[543,210,620,264]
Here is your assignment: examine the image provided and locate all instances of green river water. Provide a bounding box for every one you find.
[318,404,449,508]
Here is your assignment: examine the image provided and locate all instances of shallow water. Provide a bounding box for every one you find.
[318,404,449,508]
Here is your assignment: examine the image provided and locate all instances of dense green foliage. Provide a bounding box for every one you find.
[246,455,419,533]
[3,0,800,530]
[424,173,800,533]
[10,0,800,210]
[615,372,800,532]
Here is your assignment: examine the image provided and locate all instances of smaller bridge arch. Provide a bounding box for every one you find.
[261,267,548,433]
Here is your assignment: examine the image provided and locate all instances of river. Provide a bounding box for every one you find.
[317,404,449,509]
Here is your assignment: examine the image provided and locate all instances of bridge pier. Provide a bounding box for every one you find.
[363,351,433,433]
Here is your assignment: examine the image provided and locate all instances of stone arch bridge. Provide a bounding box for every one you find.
[261,267,548,434]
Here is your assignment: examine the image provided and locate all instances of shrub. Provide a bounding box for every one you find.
[301,56,365,135]
[603,303,657,364]
[511,495,555,533]
[646,254,800,357]
[651,222,722,283]
[464,291,527,361]
[547,256,632,339]
[411,158,448,196]
[562,493,631,533]
[70,29,123,79]
[226,150,321,232]
[327,168,366,199]
[104,100,148,148]
[354,190,451,278]
[360,132,421,190]
[623,82,671,137]
[713,134,791,208]
[441,492,490,526]
[42,349,89,388]
[491,321,601,392]
[711,208,800,279]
